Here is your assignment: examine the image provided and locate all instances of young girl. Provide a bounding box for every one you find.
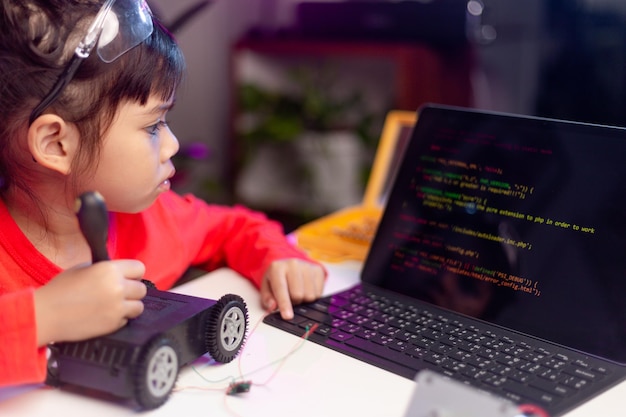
[0,0,325,387]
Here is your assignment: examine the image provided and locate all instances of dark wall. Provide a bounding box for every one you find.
[534,0,626,126]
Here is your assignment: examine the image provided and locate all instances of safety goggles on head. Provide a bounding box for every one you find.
[28,0,154,125]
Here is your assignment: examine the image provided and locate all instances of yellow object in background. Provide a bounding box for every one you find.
[295,206,382,262]
[294,110,417,262]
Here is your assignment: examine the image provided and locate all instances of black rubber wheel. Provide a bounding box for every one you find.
[205,294,248,363]
[132,336,179,410]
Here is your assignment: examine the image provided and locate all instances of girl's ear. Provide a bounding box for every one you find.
[28,114,79,175]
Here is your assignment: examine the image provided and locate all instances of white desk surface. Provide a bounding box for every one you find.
[1,262,625,417]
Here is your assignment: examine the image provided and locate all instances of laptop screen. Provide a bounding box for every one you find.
[362,104,626,364]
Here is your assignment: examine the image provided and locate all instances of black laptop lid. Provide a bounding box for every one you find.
[362,104,626,364]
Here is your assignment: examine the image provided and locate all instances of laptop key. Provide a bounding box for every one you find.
[293,305,329,323]
[541,357,568,371]
[315,324,333,337]
[406,345,428,359]
[371,334,395,346]
[529,378,572,397]
[347,314,371,326]
[329,331,353,343]
[562,366,600,381]
[461,368,490,381]
[389,339,410,352]
[501,380,561,406]
[538,368,564,382]
[308,300,330,313]
[422,351,448,366]
[345,337,421,371]
[448,349,472,361]
[592,365,609,375]
[508,370,533,383]
[561,375,589,390]
[269,317,306,336]
[339,322,361,334]
[355,328,377,340]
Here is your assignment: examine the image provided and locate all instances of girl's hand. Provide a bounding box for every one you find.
[34,260,147,346]
[260,259,325,320]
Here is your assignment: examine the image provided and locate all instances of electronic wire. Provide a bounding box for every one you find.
[174,310,319,409]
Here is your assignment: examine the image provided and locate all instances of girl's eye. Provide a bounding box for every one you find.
[146,120,168,136]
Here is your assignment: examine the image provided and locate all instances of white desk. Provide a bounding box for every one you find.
[1,262,625,417]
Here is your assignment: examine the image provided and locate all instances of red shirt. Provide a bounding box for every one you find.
[0,191,312,386]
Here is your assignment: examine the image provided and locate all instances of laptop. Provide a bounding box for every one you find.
[264,103,626,416]
[294,110,416,262]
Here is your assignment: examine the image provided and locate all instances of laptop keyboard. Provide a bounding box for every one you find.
[263,285,617,413]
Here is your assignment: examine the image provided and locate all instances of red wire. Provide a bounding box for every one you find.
[254,322,319,387]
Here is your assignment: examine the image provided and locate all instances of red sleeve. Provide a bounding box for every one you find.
[111,191,322,289]
[190,204,315,288]
[0,289,47,387]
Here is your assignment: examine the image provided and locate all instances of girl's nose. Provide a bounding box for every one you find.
[161,125,180,161]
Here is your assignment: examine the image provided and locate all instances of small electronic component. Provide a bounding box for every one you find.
[227,381,252,395]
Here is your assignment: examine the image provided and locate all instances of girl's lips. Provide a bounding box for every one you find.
[159,169,175,190]
[159,178,171,191]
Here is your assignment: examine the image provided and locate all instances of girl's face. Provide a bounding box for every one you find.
[83,95,179,213]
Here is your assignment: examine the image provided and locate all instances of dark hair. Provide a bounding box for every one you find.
[0,0,185,198]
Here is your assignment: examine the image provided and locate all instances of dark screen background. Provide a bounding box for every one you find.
[363,104,626,363]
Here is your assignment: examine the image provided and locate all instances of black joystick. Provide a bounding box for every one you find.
[75,191,110,263]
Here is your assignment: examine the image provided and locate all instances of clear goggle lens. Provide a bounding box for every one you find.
[28,0,155,125]
[96,0,154,63]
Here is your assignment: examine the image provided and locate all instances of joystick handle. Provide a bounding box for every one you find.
[75,191,110,262]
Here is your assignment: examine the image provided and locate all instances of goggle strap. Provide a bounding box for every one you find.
[28,55,84,125]
[77,0,116,58]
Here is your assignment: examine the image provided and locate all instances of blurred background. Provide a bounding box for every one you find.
[149,0,626,231]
